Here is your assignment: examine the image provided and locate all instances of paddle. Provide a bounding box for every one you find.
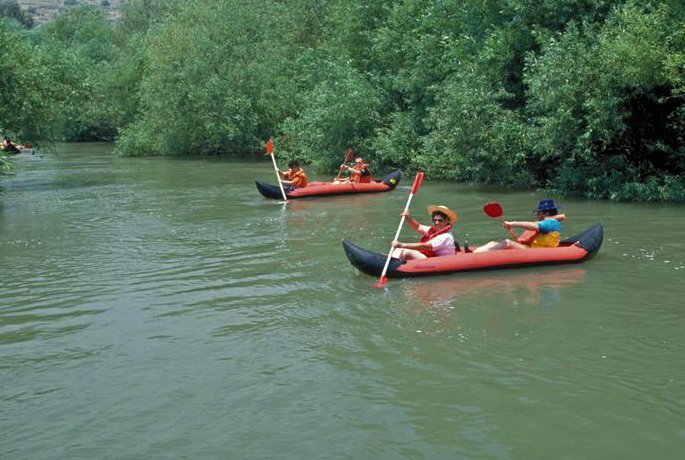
[334,147,354,181]
[374,171,424,288]
[265,139,288,202]
[483,201,519,240]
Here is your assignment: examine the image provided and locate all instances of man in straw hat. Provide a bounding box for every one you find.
[473,199,565,252]
[391,205,459,260]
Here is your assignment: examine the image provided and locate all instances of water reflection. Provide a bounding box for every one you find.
[401,267,587,311]
[393,267,587,342]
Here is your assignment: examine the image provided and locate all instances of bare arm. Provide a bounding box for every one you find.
[392,240,432,250]
[503,221,539,231]
[401,213,421,232]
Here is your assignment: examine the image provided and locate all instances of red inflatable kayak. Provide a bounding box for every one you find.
[342,222,603,278]
[256,170,401,199]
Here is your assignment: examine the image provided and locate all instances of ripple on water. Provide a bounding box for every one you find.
[4,152,685,458]
[1,269,108,346]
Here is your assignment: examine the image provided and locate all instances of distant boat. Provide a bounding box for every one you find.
[256,169,401,200]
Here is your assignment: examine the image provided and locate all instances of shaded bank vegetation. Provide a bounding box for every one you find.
[1,0,684,201]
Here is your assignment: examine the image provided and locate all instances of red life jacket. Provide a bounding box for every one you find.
[418,224,453,257]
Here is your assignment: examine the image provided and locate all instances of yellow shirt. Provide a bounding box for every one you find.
[530,232,560,248]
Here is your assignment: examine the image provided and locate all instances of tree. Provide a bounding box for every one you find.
[1,18,64,194]
[0,18,65,144]
[523,2,685,200]
[0,153,12,195]
[0,0,34,28]
[116,0,305,156]
[34,6,120,141]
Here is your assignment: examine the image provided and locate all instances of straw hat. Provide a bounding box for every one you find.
[426,205,458,223]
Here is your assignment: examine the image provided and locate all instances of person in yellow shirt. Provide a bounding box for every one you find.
[474,199,565,252]
[278,160,308,187]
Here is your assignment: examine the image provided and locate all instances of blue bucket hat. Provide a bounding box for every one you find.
[533,199,559,213]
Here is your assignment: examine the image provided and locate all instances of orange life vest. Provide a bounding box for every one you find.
[350,163,371,183]
[418,224,453,257]
[284,169,308,187]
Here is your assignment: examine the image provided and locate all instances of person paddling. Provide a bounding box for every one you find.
[339,157,372,183]
[391,205,459,260]
[277,160,308,188]
[1,135,22,154]
[473,199,565,252]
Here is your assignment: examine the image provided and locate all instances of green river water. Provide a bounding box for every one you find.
[1,143,684,459]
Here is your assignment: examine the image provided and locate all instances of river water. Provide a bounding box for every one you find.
[1,144,684,459]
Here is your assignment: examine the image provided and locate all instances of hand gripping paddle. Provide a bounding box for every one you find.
[374,171,424,288]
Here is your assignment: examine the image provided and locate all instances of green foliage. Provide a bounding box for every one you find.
[116,0,307,156]
[0,19,28,193]
[522,1,685,200]
[423,63,533,185]
[0,0,34,28]
[0,18,64,144]
[38,6,115,62]
[3,0,685,201]
[33,6,120,141]
[0,152,13,195]
[279,55,384,169]
[115,0,182,43]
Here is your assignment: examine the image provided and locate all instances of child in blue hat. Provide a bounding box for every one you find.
[474,199,565,252]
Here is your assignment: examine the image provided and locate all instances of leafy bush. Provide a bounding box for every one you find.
[4,0,685,201]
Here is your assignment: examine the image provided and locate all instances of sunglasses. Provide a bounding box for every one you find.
[432,218,445,223]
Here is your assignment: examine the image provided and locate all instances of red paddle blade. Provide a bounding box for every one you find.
[410,171,424,195]
[344,147,354,163]
[483,201,504,218]
[373,276,388,288]
[265,139,274,155]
